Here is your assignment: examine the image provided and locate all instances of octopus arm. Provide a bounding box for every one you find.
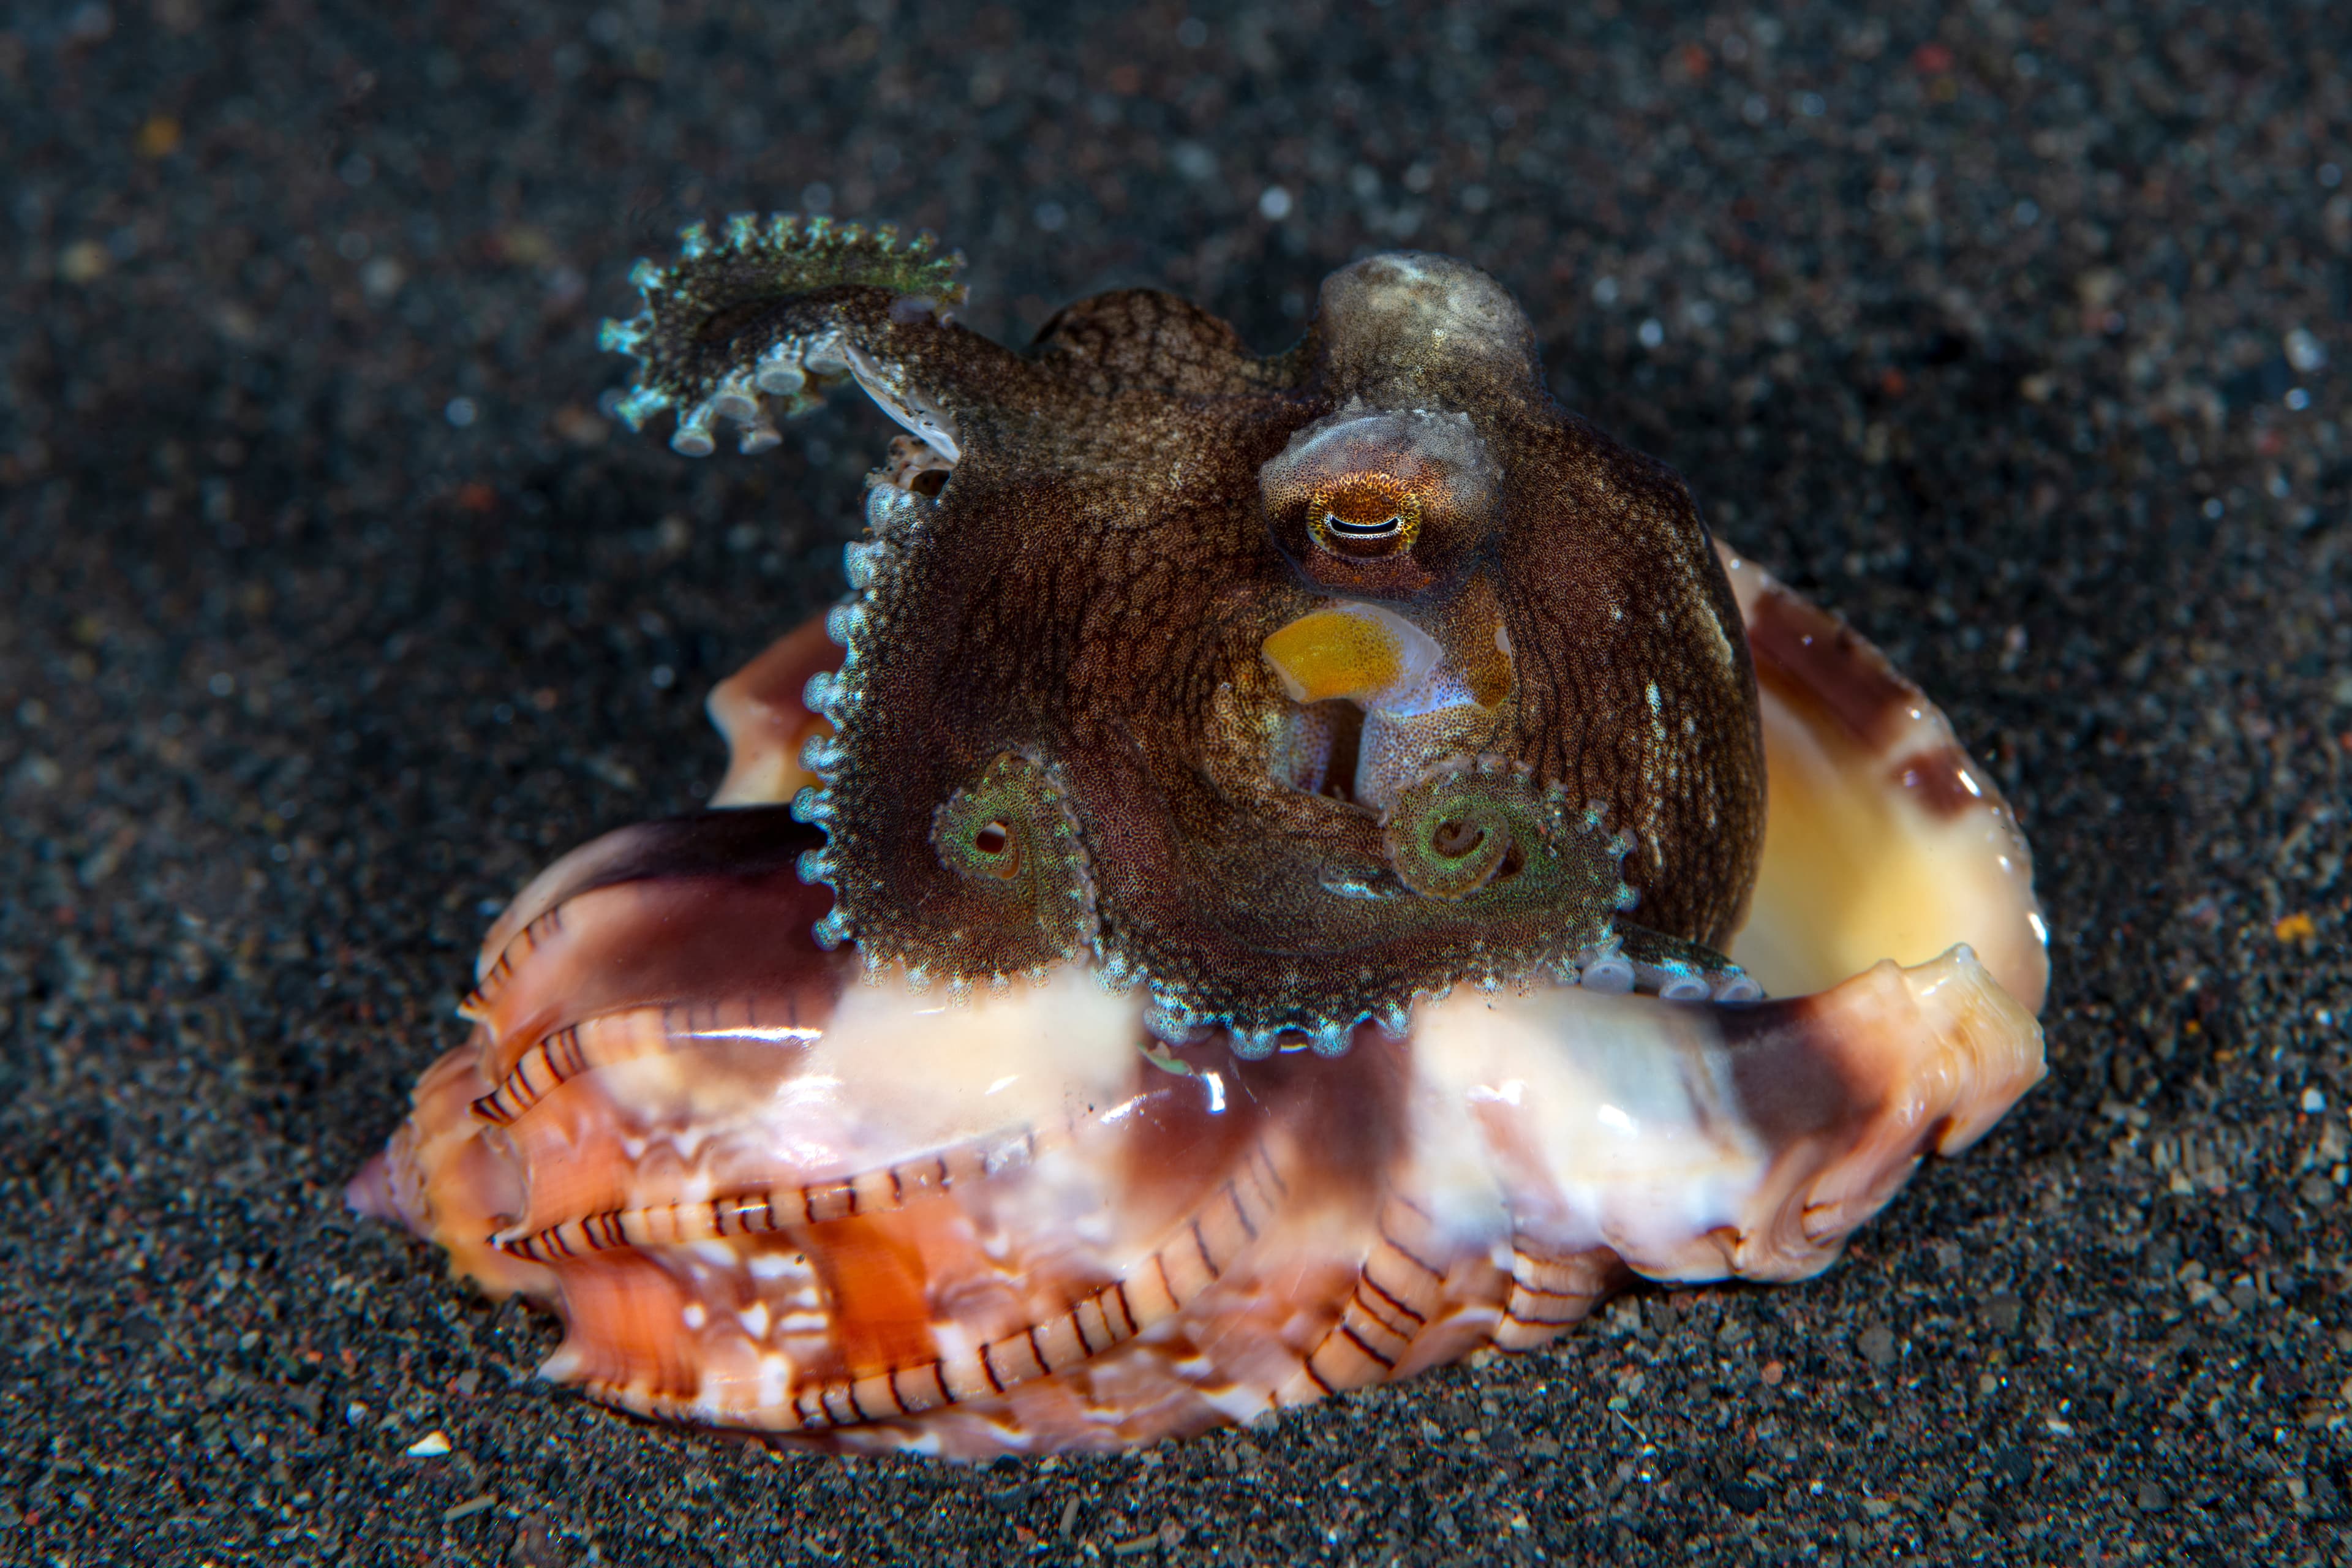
[600,213,1013,461]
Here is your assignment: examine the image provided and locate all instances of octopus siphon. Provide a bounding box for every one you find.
[350,217,2049,1458]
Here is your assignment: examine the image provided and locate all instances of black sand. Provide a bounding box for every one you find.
[4,2,2349,1562]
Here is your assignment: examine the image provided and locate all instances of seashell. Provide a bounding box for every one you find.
[352,569,2044,1458]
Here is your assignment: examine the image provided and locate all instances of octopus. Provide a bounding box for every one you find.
[350,216,2049,1458]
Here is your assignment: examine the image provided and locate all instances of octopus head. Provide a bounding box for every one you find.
[598,219,1768,1050]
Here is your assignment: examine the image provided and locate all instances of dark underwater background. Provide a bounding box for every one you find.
[2,1,2348,1561]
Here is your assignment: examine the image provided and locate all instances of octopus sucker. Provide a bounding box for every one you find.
[353,218,2048,1457]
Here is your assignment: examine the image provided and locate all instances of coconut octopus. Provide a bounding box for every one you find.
[351,217,2049,1458]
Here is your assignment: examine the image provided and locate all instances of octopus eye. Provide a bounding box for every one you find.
[1323,510,1399,538]
[1307,475,1421,561]
[1261,410,1498,600]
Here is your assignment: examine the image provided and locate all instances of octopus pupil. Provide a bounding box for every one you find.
[1325,510,1401,536]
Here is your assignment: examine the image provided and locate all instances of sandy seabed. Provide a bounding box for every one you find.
[3,2,2349,1563]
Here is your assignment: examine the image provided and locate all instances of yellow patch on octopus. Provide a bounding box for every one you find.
[1260,601,1441,706]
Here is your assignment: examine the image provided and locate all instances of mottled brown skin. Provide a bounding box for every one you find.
[612,227,1763,1043]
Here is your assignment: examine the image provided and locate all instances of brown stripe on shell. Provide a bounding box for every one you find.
[472,1005,674,1126]
[1888,742,1993,822]
[892,1363,948,1413]
[1071,1295,1113,1355]
[457,813,847,1087]
[579,1378,703,1427]
[1357,1271,1426,1332]
[1346,1280,1414,1340]
[492,1118,1061,1261]
[1339,1321,1396,1369]
[990,1332,1044,1386]
[1373,1197,1452,1287]
[460,903,565,1022]
[1223,1032,1416,1406]
[1493,1246,1623,1351]
[1276,1194,1456,1405]
[1742,573,1921,755]
[851,1371,903,1419]
[755,1133,1291,1434]
[1706,991,1882,1151]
